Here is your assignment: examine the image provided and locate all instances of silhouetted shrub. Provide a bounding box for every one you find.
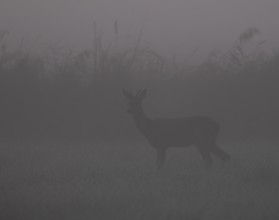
[0,28,279,142]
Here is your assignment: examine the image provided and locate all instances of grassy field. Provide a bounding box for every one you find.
[0,140,279,220]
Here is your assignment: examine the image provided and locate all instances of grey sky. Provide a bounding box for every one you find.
[1,0,278,61]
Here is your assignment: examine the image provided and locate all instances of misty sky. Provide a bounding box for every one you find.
[1,0,279,61]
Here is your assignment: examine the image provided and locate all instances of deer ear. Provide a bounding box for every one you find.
[122,89,133,99]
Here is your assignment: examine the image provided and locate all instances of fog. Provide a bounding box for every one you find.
[1,0,279,60]
[1,0,279,220]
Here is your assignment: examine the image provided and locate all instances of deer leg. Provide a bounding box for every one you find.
[210,145,231,161]
[197,146,213,168]
[156,148,166,170]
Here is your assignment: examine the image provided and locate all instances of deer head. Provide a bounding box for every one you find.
[122,89,147,115]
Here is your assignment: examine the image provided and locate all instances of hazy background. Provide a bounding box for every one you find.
[1,1,279,220]
[0,0,278,144]
[1,0,279,61]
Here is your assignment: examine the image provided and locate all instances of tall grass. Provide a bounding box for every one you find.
[0,27,278,143]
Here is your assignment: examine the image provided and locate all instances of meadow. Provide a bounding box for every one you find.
[0,27,279,219]
[0,140,279,220]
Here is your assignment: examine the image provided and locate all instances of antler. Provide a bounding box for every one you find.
[123,88,147,99]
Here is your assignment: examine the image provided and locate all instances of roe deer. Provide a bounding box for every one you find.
[123,89,230,169]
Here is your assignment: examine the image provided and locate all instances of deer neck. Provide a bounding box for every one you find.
[131,106,150,133]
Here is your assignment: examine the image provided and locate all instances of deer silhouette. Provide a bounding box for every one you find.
[123,89,230,170]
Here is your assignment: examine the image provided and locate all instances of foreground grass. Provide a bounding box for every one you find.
[0,140,278,220]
